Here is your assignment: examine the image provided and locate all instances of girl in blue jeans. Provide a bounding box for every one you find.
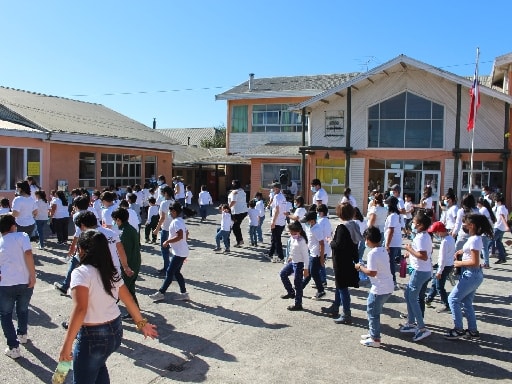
[445,213,493,339]
[400,212,433,342]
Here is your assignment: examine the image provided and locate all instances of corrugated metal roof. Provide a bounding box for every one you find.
[216,73,360,100]
[158,127,221,146]
[173,146,249,165]
[0,86,180,146]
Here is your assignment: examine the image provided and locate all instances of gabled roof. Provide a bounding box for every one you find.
[0,86,181,150]
[295,55,512,110]
[216,73,360,101]
[158,127,221,146]
[173,145,249,165]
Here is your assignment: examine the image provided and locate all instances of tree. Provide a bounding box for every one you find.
[200,124,226,148]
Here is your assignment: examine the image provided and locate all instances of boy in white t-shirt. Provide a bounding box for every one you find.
[247,200,260,247]
[356,226,394,348]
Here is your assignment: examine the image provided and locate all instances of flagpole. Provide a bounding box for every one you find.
[469,47,480,194]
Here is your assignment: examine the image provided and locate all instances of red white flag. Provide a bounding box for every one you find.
[467,67,480,131]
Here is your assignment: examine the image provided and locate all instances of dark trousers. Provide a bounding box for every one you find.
[232,212,247,243]
[159,255,187,294]
[280,262,304,306]
[426,266,453,307]
[144,215,159,241]
[269,225,285,259]
[302,256,325,293]
[53,217,69,243]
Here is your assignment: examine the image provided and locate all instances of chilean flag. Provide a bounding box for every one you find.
[467,68,480,131]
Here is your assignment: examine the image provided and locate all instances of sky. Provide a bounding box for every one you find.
[0,1,508,129]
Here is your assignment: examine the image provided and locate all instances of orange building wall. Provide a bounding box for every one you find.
[250,158,301,200]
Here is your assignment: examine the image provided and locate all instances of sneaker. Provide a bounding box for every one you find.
[312,291,326,300]
[482,263,490,269]
[280,293,296,299]
[399,313,408,319]
[495,259,505,264]
[436,306,450,313]
[425,301,433,308]
[53,282,68,295]
[322,281,328,287]
[287,304,303,311]
[272,256,279,263]
[223,249,230,254]
[334,315,352,325]
[149,292,165,302]
[61,321,69,330]
[399,323,417,333]
[464,329,480,339]
[176,292,190,301]
[444,328,465,340]
[360,334,371,340]
[412,328,431,342]
[17,334,28,344]
[213,247,221,252]
[4,346,21,359]
[360,338,381,348]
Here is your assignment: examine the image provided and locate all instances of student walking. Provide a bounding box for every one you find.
[279,221,309,311]
[198,185,213,222]
[34,190,49,250]
[356,226,394,348]
[247,200,259,247]
[214,204,233,253]
[301,212,326,299]
[144,197,160,243]
[254,192,265,243]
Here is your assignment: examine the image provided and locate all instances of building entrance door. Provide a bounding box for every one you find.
[403,171,421,203]
[384,170,403,197]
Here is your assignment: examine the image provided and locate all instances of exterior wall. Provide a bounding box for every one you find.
[226,97,309,154]
[250,157,301,200]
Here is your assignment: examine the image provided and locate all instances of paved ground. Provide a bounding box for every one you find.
[1,207,512,383]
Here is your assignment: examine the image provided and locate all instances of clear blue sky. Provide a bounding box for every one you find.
[0,1,507,129]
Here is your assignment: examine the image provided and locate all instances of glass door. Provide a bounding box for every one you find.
[421,171,441,218]
[403,170,421,203]
[384,170,403,197]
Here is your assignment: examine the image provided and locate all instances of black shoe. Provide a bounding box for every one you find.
[321,305,336,314]
[61,321,69,330]
[334,315,352,325]
[495,260,505,264]
[280,293,296,299]
[287,304,303,311]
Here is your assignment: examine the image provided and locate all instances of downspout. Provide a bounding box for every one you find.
[345,87,352,187]
[453,84,461,196]
[503,102,510,204]
[301,107,306,197]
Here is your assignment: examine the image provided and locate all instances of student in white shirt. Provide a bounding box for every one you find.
[247,200,260,247]
[254,192,266,243]
[356,226,394,348]
[198,185,213,222]
[214,204,233,253]
[34,190,49,250]
[493,195,509,264]
[145,197,160,243]
[301,211,326,299]
[12,181,37,236]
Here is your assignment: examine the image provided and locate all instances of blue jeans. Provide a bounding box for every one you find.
[426,266,453,307]
[249,225,258,245]
[333,287,351,316]
[319,258,327,285]
[0,285,34,349]
[280,262,304,306]
[256,216,265,242]
[448,267,483,331]
[159,255,187,294]
[61,255,80,291]
[493,229,506,261]
[215,228,231,250]
[367,292,392,340]
[480,235,491,265]
[73,316,122,384]
[404,269,432,328]
[302,256,324,293]
[388,247,401,282]
[160,230,170,271]
[35,219,47,248]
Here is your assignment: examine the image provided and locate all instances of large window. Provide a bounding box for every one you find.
[461,161,503,193]
[261,164,301,192]
[144,155,157,184]
[100,153,141,188]
[79,152,96,188]
[252,104,306,133]
[316,159,346,194]
[0,147,41,191]
[368,92,444,148]
[231,105,248,133]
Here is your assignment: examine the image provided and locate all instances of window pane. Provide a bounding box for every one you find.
[10,148,24,188]
[232,105,248,133]
[369,159,385,169]
[252,112,264,125]
[368,120,379,147]
[252,126,265,133]
[405,120,430,147]
[0,148,6,190]
[483,161,502,170]
[27,149,41,185]
[368,104,379,119]
[406,92,431,119]
[380,120,404,147]
[423,161,441,170]
[431,120,443,148]
[381,93,406,119]
[432,103,444,119]
[266,111,279,125]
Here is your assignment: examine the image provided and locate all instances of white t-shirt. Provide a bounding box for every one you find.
[479,206,493,227]
[318,216,332,256]
[174,181,185,199]
[74,226,122,274]
[12,196,37,226]
[307,223,324,257]
[159,199,174,230]
[445,204,458,230]
[422,196,433,209]
[293,207,307,222]
[255,200,265,217]
[384,212,402,247]
[34,200,49,221]
[168,217,189,257]
[404,201,414,220]
[228,189,248,215]
[340,194,357,207]
[70,265,123,324]
[185,190,193,205]
[462,235,482,261]
[313,188,328,206]
[271,192,287,226]
[409,231,432,272]
[0,232,32,286]
[288,236,309,264]
[437,235,455,273]
[51,198,69,219]
[220,211,233,231]
[247,208,259,226]
[494,204,509,231]
[367,205,387,232]
[198,191,213,206]
[366,246,394,295]
[101,205,116,228]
